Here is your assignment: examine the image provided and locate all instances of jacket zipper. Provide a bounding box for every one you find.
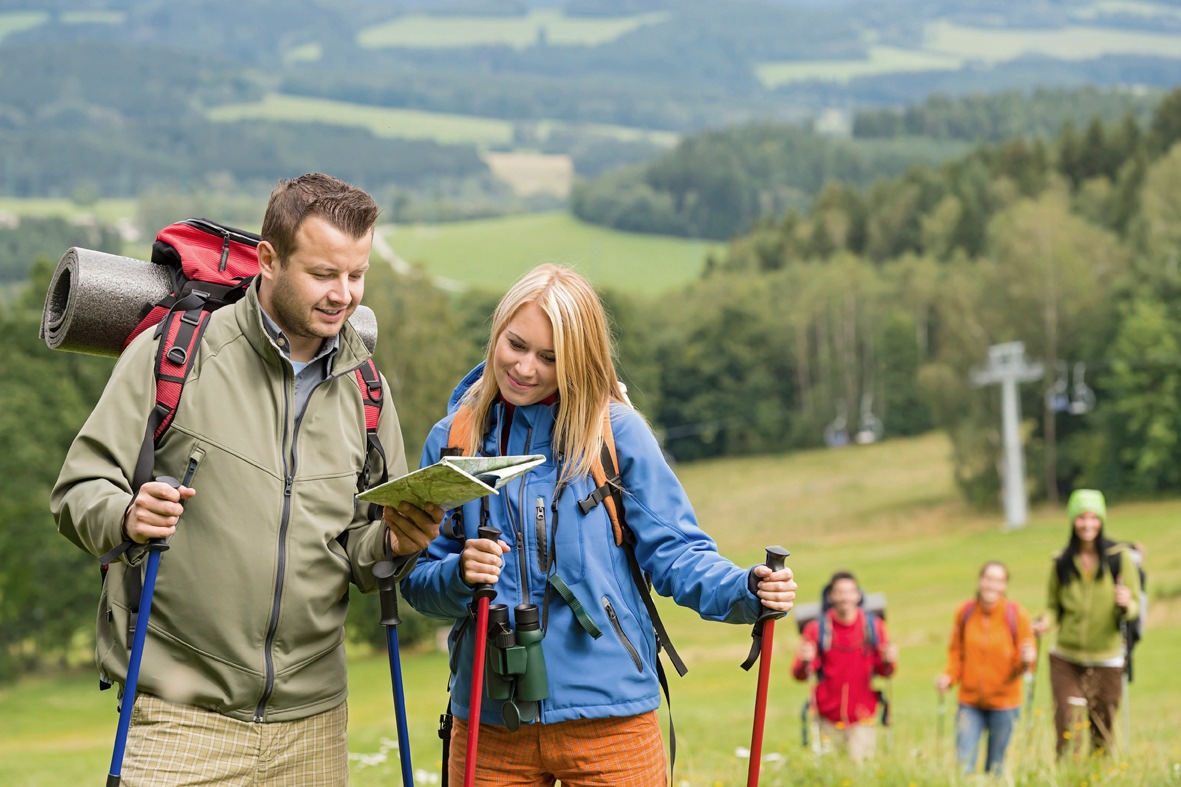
[603,596,643,672]
[255,364,297,723]
[535,497,547,573]
[505,422,533,601]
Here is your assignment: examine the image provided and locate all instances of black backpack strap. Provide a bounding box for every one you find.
[599,440,688,679]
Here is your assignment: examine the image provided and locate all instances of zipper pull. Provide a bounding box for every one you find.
[536,497,548,572]
[218,233,231,271]
[284,476,293,497]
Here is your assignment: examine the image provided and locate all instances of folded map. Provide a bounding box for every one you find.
[357,454,546,511]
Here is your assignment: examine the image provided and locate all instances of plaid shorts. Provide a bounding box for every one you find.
[450,710,666,786]
[119,693,348,786]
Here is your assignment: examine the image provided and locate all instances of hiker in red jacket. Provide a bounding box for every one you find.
[792,571,897,763]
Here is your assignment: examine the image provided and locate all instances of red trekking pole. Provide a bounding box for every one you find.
[740,546,790,787]
[463,526,501,787]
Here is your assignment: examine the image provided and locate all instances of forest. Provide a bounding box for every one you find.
[4,87,1181,681]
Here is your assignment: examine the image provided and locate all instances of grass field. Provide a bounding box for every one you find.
[383,212,718,295]
[757,17,1181,89]
[0,197,138,224]
[3,432,1180,785]
[356,9,669,50]
[207,93,677,151]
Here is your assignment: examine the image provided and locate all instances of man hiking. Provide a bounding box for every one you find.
[52,173,441,784]
[791,571,897,763]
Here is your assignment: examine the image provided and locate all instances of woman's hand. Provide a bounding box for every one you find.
[461,536,511,586]
[753,564,797,613]
[1114,579,1132,609]
[1031,614,1051,637]
[935,674,952,694]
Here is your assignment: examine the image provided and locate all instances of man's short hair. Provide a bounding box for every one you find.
[260,173,379,263]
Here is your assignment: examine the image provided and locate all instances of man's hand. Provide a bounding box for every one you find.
[935,673,952,694]
[383,502,443,556]
[797,639,817,662]
[124,481,196,544]
[883,642,900,664]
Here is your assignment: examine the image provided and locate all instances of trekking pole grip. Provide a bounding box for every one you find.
[472,526,502,603]
[374,560,402,627]
[757,546,790,621]
[146,475,185,552]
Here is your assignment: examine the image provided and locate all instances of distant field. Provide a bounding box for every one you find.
[208,94,515,147]
[207,93,677,150]
[357,9,670,50]
[3,432,1180,785]
[0,198,138,224]
[383,212,716,295]
[758,45,962,87]
[0,11,46,41]
[757,17,1181,88]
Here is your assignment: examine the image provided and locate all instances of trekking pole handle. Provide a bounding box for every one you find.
[146,475,189,552]
[755,546,790,621]
[374,560,402,627]
[472,526,503,603]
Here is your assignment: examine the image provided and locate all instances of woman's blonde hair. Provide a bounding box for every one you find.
[457,264,627,484]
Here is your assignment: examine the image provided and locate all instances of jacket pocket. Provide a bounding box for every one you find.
[602,595,642,672]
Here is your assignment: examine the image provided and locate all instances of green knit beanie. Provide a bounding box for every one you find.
[1066,488,1106,526]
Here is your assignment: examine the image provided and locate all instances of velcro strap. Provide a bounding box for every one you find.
[547,574,602,639]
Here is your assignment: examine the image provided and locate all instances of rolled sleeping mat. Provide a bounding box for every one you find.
[41,246,378,357]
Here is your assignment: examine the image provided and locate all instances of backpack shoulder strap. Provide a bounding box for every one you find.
[1004,600,1018,646]
[580,410,625,547]
[864,609,879,652]
[353,358,387,520]
[957,600,976,653]
[585,407,688,678]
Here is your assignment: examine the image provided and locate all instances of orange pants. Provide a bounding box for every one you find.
[450,710,666,786]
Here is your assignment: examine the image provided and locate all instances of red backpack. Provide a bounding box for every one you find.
[100,219,386,647]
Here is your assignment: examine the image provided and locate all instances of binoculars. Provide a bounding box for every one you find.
[484,603,549,730]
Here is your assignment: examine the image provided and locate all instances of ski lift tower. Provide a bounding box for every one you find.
[971,342,1044,528]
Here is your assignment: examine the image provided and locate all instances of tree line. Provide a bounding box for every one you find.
[4,86,1181,683]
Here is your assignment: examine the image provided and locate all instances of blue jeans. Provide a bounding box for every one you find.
[956,704,1019,774]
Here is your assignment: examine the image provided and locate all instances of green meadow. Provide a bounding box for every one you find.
[207,93,676,150]
[757,18,1181,88]
[356,9,670,50]
[383,212,718,295]
[2,432,1179,785]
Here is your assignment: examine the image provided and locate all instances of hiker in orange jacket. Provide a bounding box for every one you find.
[936,561,1036,774]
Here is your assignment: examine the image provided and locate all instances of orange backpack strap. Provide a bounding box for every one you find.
[583,410,625,547]
[446,406,473,458]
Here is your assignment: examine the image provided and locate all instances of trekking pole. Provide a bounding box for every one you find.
[374,559,414,787]
[107,473,189,787]
[1120,620,1131,754]
[935,689,945,760]
[1025,631,1041,734]
[741,546,790,787]
[463,526,501,787]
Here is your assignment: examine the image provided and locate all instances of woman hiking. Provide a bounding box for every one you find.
[935,561,1036,774]
[1033,489,1140,758]
[400,263,797,786]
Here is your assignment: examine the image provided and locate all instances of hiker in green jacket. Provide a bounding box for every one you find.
[52,174,442,784]
[1033,489,1140,759]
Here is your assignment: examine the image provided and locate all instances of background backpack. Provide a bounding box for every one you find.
[1107,543,1147,681]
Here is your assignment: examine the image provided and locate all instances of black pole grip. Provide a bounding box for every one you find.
[764,546,789,573]
[472,526,503,602]
[374,560,402,627]
[144,475,185,552]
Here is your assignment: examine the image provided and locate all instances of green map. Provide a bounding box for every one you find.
[357,454,545,511]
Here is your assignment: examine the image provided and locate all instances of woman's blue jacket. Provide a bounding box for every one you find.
[400,367,764,726]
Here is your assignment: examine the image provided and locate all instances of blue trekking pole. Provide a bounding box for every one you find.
[107,473,187,786]
[374,559,414,787]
